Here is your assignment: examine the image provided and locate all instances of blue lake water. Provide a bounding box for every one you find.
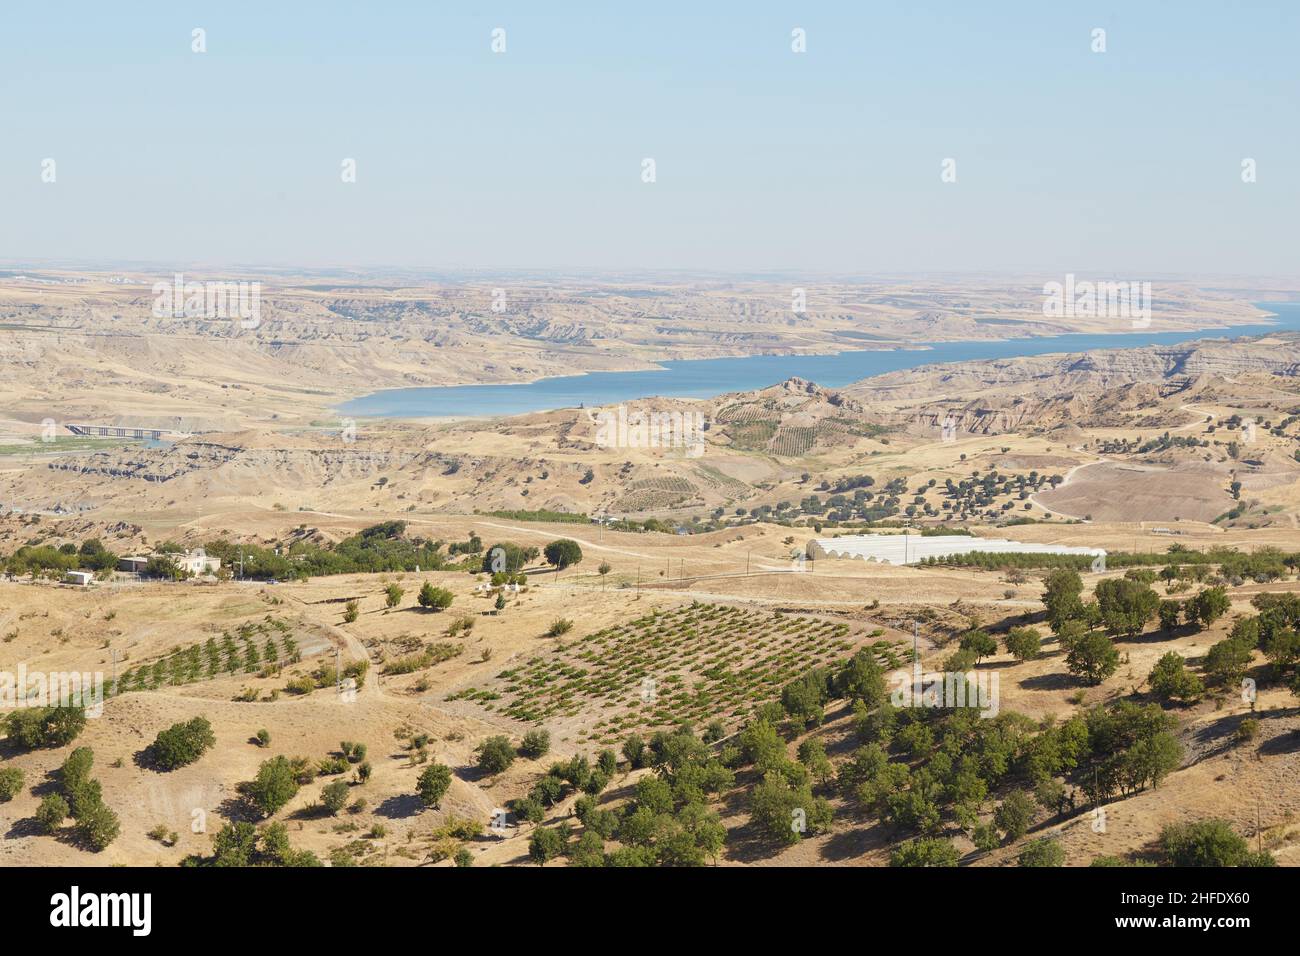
[340,302,1300,419]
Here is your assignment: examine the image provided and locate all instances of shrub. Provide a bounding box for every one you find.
[317,756,349,776]
[76,801,121,851]
[1160,819,1273,867]
[417,583,454,611]
[151,716,216,770]
[285,676,316,695]
[340,741,367,762]
[60,747,95,793]
[890,838,959,867]
[546,618,574,637]
[0,767,24,802]
[320,779,350,815]
[35,794,69,833]
[1235,718,1260,744]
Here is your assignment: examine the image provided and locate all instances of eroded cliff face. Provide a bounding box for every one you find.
[840,336,1300,436]
[853,336,1300,395]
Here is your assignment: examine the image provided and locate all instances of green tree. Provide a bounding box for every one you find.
[971,822,1000,852]
[417,763,453,808]
[1186,587,1231,629]
[1147,652,1204,704]
[749,771,832,845]
[994,790,1035,841]
[1263,627,1300,674]
[384,583,404,608]
[520,729,551,759]
[781,668,830,728]
[543,539,584,574]
[1157,599,1182,631]
[320,779,350,815]
[1160,819,1274,867]
[797,738,834,786]
[3,705,86,750]
[622,734,648,769]
[1019,837,1065,867]
[60,747,95,792]
[1042,568,1085,632]
[890,838,959,867]
[481,542,536,574]
[1205,636,1254,687]
[832,648,887,707]
[959,629,998,663]
[151,716,216,770]
[1066,631,1120,685]
[1095,578,1160,637]
[1004,626,1041,661]
[475,736,516,775]
[528,826,565,865]
[246,756,301,818]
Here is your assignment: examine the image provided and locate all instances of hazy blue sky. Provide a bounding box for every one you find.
[1,1,1296,275]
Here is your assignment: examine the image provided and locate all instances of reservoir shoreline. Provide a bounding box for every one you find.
[340,303,1300,420]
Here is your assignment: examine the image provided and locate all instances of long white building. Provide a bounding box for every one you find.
[807,533,1105,566]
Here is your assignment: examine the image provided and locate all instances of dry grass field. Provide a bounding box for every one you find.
[4,278,1300,869]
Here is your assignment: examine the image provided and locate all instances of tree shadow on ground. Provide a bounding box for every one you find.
[374,793,424,819]
[5,816,46,839]
[1018,672,1078,691]
[131,746,167,773]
